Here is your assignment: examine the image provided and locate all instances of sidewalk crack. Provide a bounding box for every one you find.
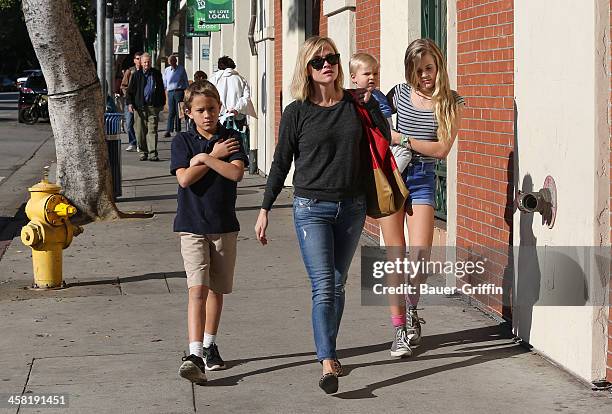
[16,357,35,414]
[163,274,171,294]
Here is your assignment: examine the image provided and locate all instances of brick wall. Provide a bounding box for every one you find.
[319,0,327,37]
[355,0,381,242]
[355,0,380,60]
[274,0,282,144]
[606,2,612,382]
[456,0,514,318]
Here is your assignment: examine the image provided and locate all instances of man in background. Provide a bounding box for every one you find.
[127,53,165,161]
[120,51,142,152]
[163,54,189,138]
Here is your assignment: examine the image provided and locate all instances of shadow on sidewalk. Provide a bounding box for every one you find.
[207,323,522,393]
[333,323,522,399]
[66,271,186,287]
[151,203,294,215]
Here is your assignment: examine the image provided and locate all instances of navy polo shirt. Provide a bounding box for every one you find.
[170,123,249,235]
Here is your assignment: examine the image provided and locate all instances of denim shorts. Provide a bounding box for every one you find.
[404,161,436,207]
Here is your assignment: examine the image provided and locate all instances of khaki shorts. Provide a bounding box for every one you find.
[179,232,238,292]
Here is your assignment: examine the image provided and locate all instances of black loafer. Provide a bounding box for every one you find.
[319,372,338,394]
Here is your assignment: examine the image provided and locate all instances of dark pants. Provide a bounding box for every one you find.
[124,105,136,146]
[166,89,184,133]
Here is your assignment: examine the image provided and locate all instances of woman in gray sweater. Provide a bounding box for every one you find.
[254,36,390,394]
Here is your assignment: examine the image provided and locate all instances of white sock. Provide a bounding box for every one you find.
[203,333,216,348]
[189,341,203,358]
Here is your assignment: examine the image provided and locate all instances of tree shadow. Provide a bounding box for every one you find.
[122,174,173,182]
[117,193,177,202]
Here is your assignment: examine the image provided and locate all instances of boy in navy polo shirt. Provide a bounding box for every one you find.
[170,80,248,384]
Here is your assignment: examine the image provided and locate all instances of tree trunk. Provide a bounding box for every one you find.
[22,0,120,224]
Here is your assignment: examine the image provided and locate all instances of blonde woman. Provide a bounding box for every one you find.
[387,38,465,356]
[254,36,391,394]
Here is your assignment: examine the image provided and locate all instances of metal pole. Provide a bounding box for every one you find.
[105,1,114,101]
[96,0,105,97]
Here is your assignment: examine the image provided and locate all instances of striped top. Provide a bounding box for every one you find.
[391,83,464,142]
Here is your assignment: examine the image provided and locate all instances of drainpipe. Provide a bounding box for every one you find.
[248,0,257,56]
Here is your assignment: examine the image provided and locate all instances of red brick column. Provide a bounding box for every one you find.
[274,0,283,145]
[319,1,328,37]
[456,0,514,318]
[354,0,382,242]
[355,0,380,60]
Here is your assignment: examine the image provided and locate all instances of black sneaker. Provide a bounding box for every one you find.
[204,343,226,371]
[178,354,207,384]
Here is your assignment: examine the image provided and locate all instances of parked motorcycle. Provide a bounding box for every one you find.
[22,93,49,125]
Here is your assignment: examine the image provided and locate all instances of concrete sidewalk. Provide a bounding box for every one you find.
[0,130,611,413]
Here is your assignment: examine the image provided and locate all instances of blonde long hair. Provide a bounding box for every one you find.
[290,36,344,101]
[404,39,458,143]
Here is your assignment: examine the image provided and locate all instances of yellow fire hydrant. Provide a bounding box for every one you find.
[20,170,83,289]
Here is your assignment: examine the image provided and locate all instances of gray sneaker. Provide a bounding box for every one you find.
[390,326,412,358]
[407,308,425,345]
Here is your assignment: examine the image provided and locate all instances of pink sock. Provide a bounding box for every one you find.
[391,314,406,328]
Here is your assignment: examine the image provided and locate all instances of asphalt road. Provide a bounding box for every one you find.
[0,91,56,239]
[0,92,53,184]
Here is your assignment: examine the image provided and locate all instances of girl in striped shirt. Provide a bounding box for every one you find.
[386,38,465,358]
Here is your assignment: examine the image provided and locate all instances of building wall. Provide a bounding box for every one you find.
[456,0,514,318]
[254,0,276,175]
[513,0,609,384]
[606,2,612,382]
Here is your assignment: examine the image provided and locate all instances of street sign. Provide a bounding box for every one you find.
[113,23,129,54]
[186,5,212,37]
[189,0,234,25]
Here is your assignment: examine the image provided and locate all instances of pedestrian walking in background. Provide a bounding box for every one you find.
[254,36,390,394]
[209,56,256,134]
[194,70,207,82]
[163,54,189,138]
[127,52,166,161]
[387,38,465,354]
[120,51,142,152]
[171,81,248,384]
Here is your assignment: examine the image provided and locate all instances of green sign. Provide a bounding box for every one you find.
[185,5,211,37]
[191,0,234,25]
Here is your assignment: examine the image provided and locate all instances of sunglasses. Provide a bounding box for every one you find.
[308,53,340,70]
